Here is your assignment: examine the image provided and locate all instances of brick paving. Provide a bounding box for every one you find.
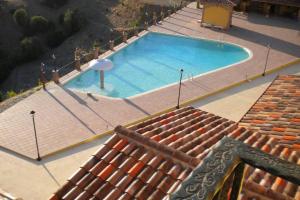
[1,2,300,159]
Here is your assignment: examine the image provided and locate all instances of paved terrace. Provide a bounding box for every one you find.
[0,64,299,200]
[1,2,300,159]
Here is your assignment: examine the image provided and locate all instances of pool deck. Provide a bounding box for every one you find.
[1,57,300,200]
[1,2,300,159]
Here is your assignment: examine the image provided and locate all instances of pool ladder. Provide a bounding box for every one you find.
[188,73,194,81]
[218,34,224,48]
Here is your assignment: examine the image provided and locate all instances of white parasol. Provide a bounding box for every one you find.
[89,59,113,89]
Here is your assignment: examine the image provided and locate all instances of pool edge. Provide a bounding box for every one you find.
[42,58,300,160]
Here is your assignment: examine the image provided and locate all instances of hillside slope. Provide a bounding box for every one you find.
[0,0,185,93]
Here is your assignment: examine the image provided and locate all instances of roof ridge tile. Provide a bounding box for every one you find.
[114,125,200,169]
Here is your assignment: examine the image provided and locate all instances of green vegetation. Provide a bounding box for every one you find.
[92,40,101,48]
[2,0,171,95]
[13,8,29,27]
[20,37,44,60]
[0,61,12,85]
[0,91,4,101]
[0,50,13,85]
[5,90,17,98]
[0,90,19,102]
[2,6,86,86]
[30,16,49,33]
[46,30,66,47]
[40,0,69,8]
[47,9,86,47]
[63,9,86,36]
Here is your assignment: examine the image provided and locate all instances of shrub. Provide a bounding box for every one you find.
[30,16,49,33]
[0,50,13,84]
[6,90,17,98]
[0,61,12,85]
[46,30,66,47]
[20,37,43,60]
[48,20,56,32]
[0,91,4,102]
[63,9,86,36]
[40,0,68,8]
[13,8,29,27]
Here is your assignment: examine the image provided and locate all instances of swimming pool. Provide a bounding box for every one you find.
[64,32,251,98]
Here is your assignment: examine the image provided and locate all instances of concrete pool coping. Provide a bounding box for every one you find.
[1,3,300,159]
[42,57,300,159]
[61,31,253,100]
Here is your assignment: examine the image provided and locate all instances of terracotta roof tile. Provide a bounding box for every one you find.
[89,159,107,176]
[94,182,114,199]
[74,191,91,200]
[138,165,156,183]
[116,174,133,191]
[240,75,300,151]
[107,169,125,186]
[76,172,95,189]
[103,188,122,200]
[135,185,155,200]
[84,178,103,194]
[51,76,300,200]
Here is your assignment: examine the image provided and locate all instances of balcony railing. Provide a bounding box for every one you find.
[170,137,300,200]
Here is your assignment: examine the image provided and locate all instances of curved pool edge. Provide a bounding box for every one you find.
[62,31,253,100]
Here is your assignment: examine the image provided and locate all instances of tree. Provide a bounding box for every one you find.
[20,37,43,60]
[46,30,66,47]
[40,0,68,8]
[30,16,49,33]
[63,9,86,35]
[13,8,29,27]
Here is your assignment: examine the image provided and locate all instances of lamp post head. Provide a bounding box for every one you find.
[180,69,184,72]
[30,110,35,115]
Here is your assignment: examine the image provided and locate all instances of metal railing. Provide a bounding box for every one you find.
[170,137,300,200]
[40,1,190,86]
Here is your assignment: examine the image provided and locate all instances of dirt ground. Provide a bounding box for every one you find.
[0,0,188,93]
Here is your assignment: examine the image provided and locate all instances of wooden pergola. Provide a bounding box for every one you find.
[239,0,300,18]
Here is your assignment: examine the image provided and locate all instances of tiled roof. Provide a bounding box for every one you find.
[240,75,300,152]
[251,0,300,7]
[50,104,300,200]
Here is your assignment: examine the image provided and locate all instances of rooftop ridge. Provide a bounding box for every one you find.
[114,125,200,169]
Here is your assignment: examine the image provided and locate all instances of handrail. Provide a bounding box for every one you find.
[170,137,300,200]
[40,1,190,84]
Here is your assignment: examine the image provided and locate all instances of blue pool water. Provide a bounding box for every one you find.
[65,32,250,98]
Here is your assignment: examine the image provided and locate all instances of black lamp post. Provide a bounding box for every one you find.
[262,44,271,76]
[176,69,184,109]
[30,110,41,161]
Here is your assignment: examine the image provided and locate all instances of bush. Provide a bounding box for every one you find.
[20,37,43,61]
[92,40,100,48]
[40,0,68,8]
[13,8,29,27]
[0,50,13,84]
[6,90,17,98]
[30,16,49,33]
[0,61,12,84]
[48,20,56,32]
[63,9,86,36]
[46,30,66,47]
[0,91,4,102]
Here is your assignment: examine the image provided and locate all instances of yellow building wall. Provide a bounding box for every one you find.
[202,4,231,29]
